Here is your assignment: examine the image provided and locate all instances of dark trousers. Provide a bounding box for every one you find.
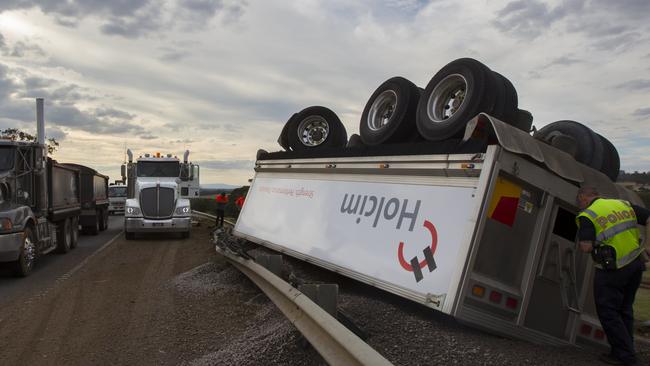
[594,256,645,365]
[215,209,225,227]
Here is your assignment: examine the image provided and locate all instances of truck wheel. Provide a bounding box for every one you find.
[56,218,72,254]
[89,214,100,235]
[347,134,365,148]
[277,114,293,151]
[287,106,348,152]
[533,120,604,171]
[416,58,497,141]
[359,77,421,145]
[491,72,518,124]
[12,227,36,277]
[70,216,79,249]
[597,133,620,181]
[125,231,135,240]
[512,109,534,133]
[98,210,107,231]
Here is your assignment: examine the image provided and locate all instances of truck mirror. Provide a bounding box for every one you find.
[120,164,126,177]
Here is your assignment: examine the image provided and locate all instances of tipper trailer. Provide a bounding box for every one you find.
[62,164,109,234]
[234,114,644,348]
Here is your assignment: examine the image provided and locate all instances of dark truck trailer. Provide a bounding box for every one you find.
[62,164,109,235]
[0,99,82,277]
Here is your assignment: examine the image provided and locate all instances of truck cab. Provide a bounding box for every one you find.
[123,152,194,239]
[108,184,127,214]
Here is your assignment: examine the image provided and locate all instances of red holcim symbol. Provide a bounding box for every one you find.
[398,220,437,272]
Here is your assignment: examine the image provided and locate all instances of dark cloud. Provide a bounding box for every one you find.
[139,134,158,140]
[632,108,650,118]
[0,0,247,38]
[493,0,585,39]
[0,62,145,135]
[95,107,135,120]
[540,56,584,70]
[493,0,648,48]
[158,48,189,63]
[197,159,254,170]
[9,41,46,57]
[615,79,650,91]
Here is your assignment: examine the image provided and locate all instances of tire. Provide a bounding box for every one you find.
[12,227,36,277]
[534,120,604,171]
[99,209,108,231]
[416,58,497,141]
[89,214,99,235]
[70,216,79,249]
[492,72,518,124]
[125,231,135,240]
[278,114,293,151]
[347,134,364,148]
[597,133,620,181]
[56,218,72,254]
[359,76,421,145]
[512,109,534,132]
[286,106,348,152]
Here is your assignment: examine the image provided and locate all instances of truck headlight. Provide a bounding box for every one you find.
[175,206,191,216]
[125,206,141,216]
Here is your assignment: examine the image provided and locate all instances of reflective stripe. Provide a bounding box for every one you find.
[617,247,643,268]
[581,209,598,218]
[596,220,638,242]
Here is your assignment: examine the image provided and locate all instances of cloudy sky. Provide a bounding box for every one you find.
[0,0,648,185]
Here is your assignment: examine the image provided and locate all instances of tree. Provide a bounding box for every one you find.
[0,128,59,154]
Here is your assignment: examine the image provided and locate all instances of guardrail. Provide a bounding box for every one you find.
[192,210,235,227]
[215,245,393,366]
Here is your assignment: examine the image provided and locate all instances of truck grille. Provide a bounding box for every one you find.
[140,187,175,218]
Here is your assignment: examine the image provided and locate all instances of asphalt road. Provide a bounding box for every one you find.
[0,215,123,307]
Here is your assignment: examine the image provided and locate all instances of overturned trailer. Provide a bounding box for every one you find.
[234,114,644,348]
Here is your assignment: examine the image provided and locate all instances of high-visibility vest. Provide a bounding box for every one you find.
[576,198,642,269]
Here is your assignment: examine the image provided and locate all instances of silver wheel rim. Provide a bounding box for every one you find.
[367,90,398,131]
[72,218,78,244]
[23,235,35,271]
[427,73,467,123]
[297,116,329,147]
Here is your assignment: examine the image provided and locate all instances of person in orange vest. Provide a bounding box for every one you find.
[235,195,245,210]
[215,192,229,227]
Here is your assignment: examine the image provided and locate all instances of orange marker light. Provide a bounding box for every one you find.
[472,285,485,298]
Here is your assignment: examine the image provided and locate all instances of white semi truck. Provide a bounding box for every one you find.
[122,150,199,239]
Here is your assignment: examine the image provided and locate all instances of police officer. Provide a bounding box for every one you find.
[576,186,650,366]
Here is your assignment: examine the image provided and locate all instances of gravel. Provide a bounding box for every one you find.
[220,231,650,366]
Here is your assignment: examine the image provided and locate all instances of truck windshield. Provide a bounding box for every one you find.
[137,161,180,177]
[109,186,127,197]
[0,147,15,171]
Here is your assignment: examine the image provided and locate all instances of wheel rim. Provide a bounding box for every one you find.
[427,73,468,123]
[367,90,398,131]
[72,218,78,244]
[297,116,330,147]
[23,235,36,271]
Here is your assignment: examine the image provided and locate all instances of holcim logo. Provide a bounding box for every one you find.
[398,220,438,283]
[340,193,437,283]
[339,193,421,230]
